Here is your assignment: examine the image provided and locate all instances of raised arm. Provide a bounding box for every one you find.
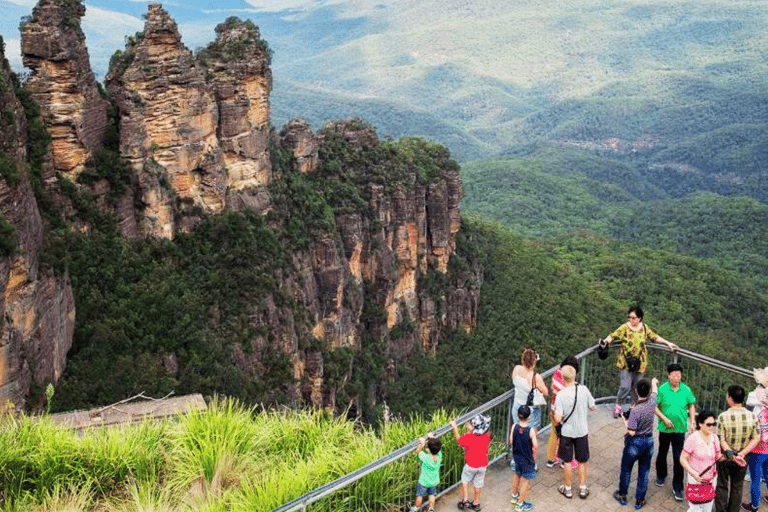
[449,420,461,443]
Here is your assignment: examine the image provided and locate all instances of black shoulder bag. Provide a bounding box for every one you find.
[555,383,578,436]
[526,372,538,407]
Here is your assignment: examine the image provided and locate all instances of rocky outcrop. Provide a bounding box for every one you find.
[1,3,480,413]
[272,121,480,408]
[105,6,273,238]
[20,0,107,179]
[0,38,75,408]
[202,18,273,211]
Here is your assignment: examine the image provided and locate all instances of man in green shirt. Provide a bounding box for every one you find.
[654,363,696,501]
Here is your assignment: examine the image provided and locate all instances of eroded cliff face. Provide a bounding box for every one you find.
[1,2,480,413]
[0,38,75,407]
[104,6,273,238]
[20,0,107,179]
[263,120,481,410]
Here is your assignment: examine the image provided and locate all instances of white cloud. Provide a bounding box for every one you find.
[3,37,23,72]
[82,6,144,37]
[242,0,317,12]
[2,0,35,7]
[201,8,259,14]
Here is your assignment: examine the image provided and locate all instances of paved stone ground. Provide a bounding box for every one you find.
[435,404,752,512]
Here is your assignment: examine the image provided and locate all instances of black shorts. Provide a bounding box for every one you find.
[558,434,590,463]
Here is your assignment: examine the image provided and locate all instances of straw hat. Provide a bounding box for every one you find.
[754,367,768,388]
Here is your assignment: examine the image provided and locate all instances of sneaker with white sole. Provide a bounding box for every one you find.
[516,501,534,511]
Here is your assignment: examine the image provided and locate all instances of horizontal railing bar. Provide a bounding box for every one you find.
[272,341,755,511]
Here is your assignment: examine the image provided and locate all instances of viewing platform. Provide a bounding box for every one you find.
[435,403,736,512]
[275,343,757,512]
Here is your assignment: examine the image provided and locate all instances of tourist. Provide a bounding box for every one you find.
[680,410,722,512]
[655,362,697,501]
[601,306,679,418]
[614,378,659,510]
[451,415,492,511]
[554,365,596,500]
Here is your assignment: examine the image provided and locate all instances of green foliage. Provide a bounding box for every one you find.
[12,74,56,222]
[385,213,768,417]
[196,17,272,65]
[108,31,145,79]
[0,152,20,187]
[0,399,461,510]
[75,149,132,202]
[0,213,16,258]
[48,207,302,411]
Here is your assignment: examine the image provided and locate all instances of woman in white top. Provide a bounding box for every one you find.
[511,348,549,430]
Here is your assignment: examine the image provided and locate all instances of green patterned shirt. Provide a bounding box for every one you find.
[717,407,758,452]
[609,323,659,372]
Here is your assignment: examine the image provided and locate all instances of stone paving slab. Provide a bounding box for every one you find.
[434,404,751,512]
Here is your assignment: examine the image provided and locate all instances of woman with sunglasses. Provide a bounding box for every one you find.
[601,306,679,418]
[680,410,722,512]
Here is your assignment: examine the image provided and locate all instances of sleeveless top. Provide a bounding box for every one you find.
[512,424,535,471]
[513,372,545,405]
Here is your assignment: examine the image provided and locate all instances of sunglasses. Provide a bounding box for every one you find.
[704,421,717,427]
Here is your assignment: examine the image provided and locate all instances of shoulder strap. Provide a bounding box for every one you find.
[562,384,579,425]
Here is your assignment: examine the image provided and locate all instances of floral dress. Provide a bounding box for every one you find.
[609,323,660,373]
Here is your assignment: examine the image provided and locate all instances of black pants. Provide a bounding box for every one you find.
[655,432,685,493]
[715,458,749,512]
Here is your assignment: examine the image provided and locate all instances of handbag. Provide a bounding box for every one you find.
[526,372,537,407]
[597,339,609,360]
[685,463,716,504]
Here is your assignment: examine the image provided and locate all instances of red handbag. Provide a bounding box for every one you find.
[685,463,716,504]
[685,482,715,504]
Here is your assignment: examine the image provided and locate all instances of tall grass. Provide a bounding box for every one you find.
[0,398,465,511]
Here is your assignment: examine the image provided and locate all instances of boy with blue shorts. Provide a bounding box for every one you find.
[412,433,442,512]
[509,405,538,511]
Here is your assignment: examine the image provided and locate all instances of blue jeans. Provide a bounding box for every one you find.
[511,402,542,429]
[748,452,768,509]
[619,435,654,501]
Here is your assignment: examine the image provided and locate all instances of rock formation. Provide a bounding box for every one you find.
[20,0,107,179]
[0,36,75,407]
[0,2,481,413]
[105,6,273,238]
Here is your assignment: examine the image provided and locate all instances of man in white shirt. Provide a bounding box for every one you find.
[554,365,596,500]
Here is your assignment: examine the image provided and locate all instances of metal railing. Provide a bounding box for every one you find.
[273,343,756,511]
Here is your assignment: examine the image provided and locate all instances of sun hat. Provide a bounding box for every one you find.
[470,414,491,435]
[754,367,768,388]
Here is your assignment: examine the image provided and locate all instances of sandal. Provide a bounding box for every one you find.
[469,503,482,511]
[457,500,469,509]
[579,487,590,499]
[558,485,573,499]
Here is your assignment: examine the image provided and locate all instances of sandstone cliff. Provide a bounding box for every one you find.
[104,6,273,238]
[20,0,107,179]
[0,2,481,414]
[0,36,75,408]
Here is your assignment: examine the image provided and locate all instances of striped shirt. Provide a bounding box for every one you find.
[717,407,758,452]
